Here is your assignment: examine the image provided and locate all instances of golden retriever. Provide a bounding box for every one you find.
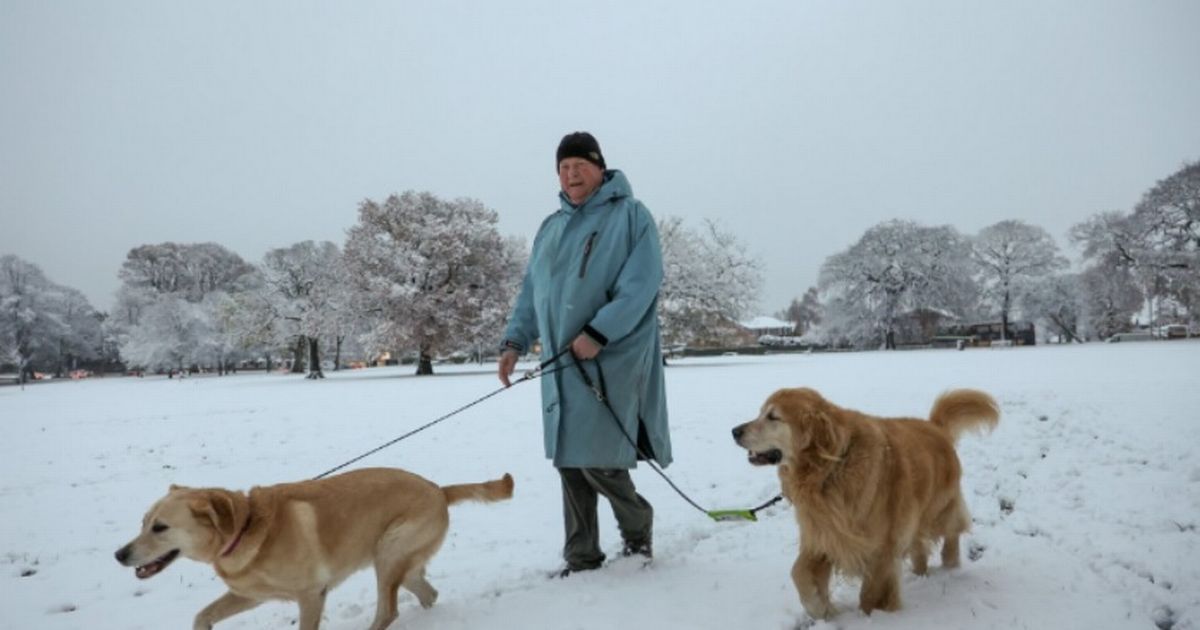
[115,467,513,630]
[732,388,998,619]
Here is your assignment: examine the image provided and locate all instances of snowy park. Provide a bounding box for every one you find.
[2,341,1198,630]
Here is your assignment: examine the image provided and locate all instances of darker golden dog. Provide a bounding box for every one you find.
[732,388,998,619]
[115,468,513,630]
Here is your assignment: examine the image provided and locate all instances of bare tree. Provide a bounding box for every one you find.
[777,287,822,336]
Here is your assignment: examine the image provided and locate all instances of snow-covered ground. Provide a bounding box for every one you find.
[2,341,1198,629]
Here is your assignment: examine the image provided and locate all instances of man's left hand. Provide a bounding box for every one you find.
[571,334,601,360]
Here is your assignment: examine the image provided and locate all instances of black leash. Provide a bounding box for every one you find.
[571,355,783,522]
[312,347,572,480]
[311,345,783,522]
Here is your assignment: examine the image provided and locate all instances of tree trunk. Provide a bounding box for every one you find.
[334,335,343,372]
[290,337,306,374]
[55,340,65,378]
[416,349,434,375]
[306,337,325,379]
[1050,314,1082,344]
[1000,289,1011,342]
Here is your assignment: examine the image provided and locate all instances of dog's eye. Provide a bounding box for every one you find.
[767,412,780,422]
[151,523,169,534]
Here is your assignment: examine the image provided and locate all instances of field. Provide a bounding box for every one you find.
[2,341,1198,629]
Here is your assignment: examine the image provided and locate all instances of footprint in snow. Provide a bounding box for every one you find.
[1153,605,1176,630]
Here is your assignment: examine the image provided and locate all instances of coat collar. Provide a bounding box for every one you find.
[558,169,632,215]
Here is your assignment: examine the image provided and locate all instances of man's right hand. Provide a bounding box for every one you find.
[498,350,519,388]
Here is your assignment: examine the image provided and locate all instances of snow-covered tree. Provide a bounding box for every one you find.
[119,296,210,372]
[1022,273,1085,343]
[0,255,75,382]
[458,235,525,363]
[42,286,104,376]
[819,220,974,349]
[343,191,518,375]
[115,243,257,371]
[259,241,353,379]
[1130,161,1200,326]
[1079,263,1144,339]
[658,216,762,347]
[972,220,1068,341]
[1072,161,1200,330]
[118,242,256,301]
[197,290,254,375]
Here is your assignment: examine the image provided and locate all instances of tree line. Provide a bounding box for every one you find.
[781,160,1198,349]
[1,192,760,381]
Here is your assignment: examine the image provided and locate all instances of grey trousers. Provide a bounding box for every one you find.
[558,467,653,570]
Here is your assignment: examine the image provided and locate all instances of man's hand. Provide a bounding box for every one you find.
[498,350,519,387]
[571,334,601,361]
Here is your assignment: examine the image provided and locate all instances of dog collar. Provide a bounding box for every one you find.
[220,516,252,558]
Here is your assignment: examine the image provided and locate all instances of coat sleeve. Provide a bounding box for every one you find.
[586,203,663,345]
[502,262,538,352]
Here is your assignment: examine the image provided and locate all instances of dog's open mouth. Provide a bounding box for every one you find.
[135,549,179,579]
[747,449,783,466]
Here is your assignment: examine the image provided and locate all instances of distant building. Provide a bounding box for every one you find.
[740,316,796,337]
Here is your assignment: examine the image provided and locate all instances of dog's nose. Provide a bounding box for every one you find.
[115,545,130,564]
[731,425,744,441]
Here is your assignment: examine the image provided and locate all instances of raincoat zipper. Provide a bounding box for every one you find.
[579,231,598,278]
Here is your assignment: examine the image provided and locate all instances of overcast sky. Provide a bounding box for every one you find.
[2,1,1198,315]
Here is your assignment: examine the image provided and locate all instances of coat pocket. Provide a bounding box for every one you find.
[579,231,598,279]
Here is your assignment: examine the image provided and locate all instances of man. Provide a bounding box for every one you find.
[498,131,672,577]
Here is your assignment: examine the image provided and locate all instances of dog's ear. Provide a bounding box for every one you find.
[189,490,247,539]
[809,403,850,463]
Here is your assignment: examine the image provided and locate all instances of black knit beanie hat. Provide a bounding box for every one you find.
[556,131,606,171]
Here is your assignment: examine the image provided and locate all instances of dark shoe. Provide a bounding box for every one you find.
[549,564,600,579]
[620,539,652,559]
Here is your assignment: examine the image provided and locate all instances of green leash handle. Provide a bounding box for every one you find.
[706,494,785,523]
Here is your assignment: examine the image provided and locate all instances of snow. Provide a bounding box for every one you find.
[2,341,1199,629]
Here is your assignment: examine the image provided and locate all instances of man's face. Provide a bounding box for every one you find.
[558,157,604,205]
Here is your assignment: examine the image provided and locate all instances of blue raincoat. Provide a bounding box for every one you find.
[503,170,672,469]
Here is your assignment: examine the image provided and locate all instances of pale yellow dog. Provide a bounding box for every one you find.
[115,467,513,630]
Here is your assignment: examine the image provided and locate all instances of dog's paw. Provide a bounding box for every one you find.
[795,609,837,629]
[801,600,837,622]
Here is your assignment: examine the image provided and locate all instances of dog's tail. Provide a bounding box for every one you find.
[442,473,514,506]
[929,389,999,444]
